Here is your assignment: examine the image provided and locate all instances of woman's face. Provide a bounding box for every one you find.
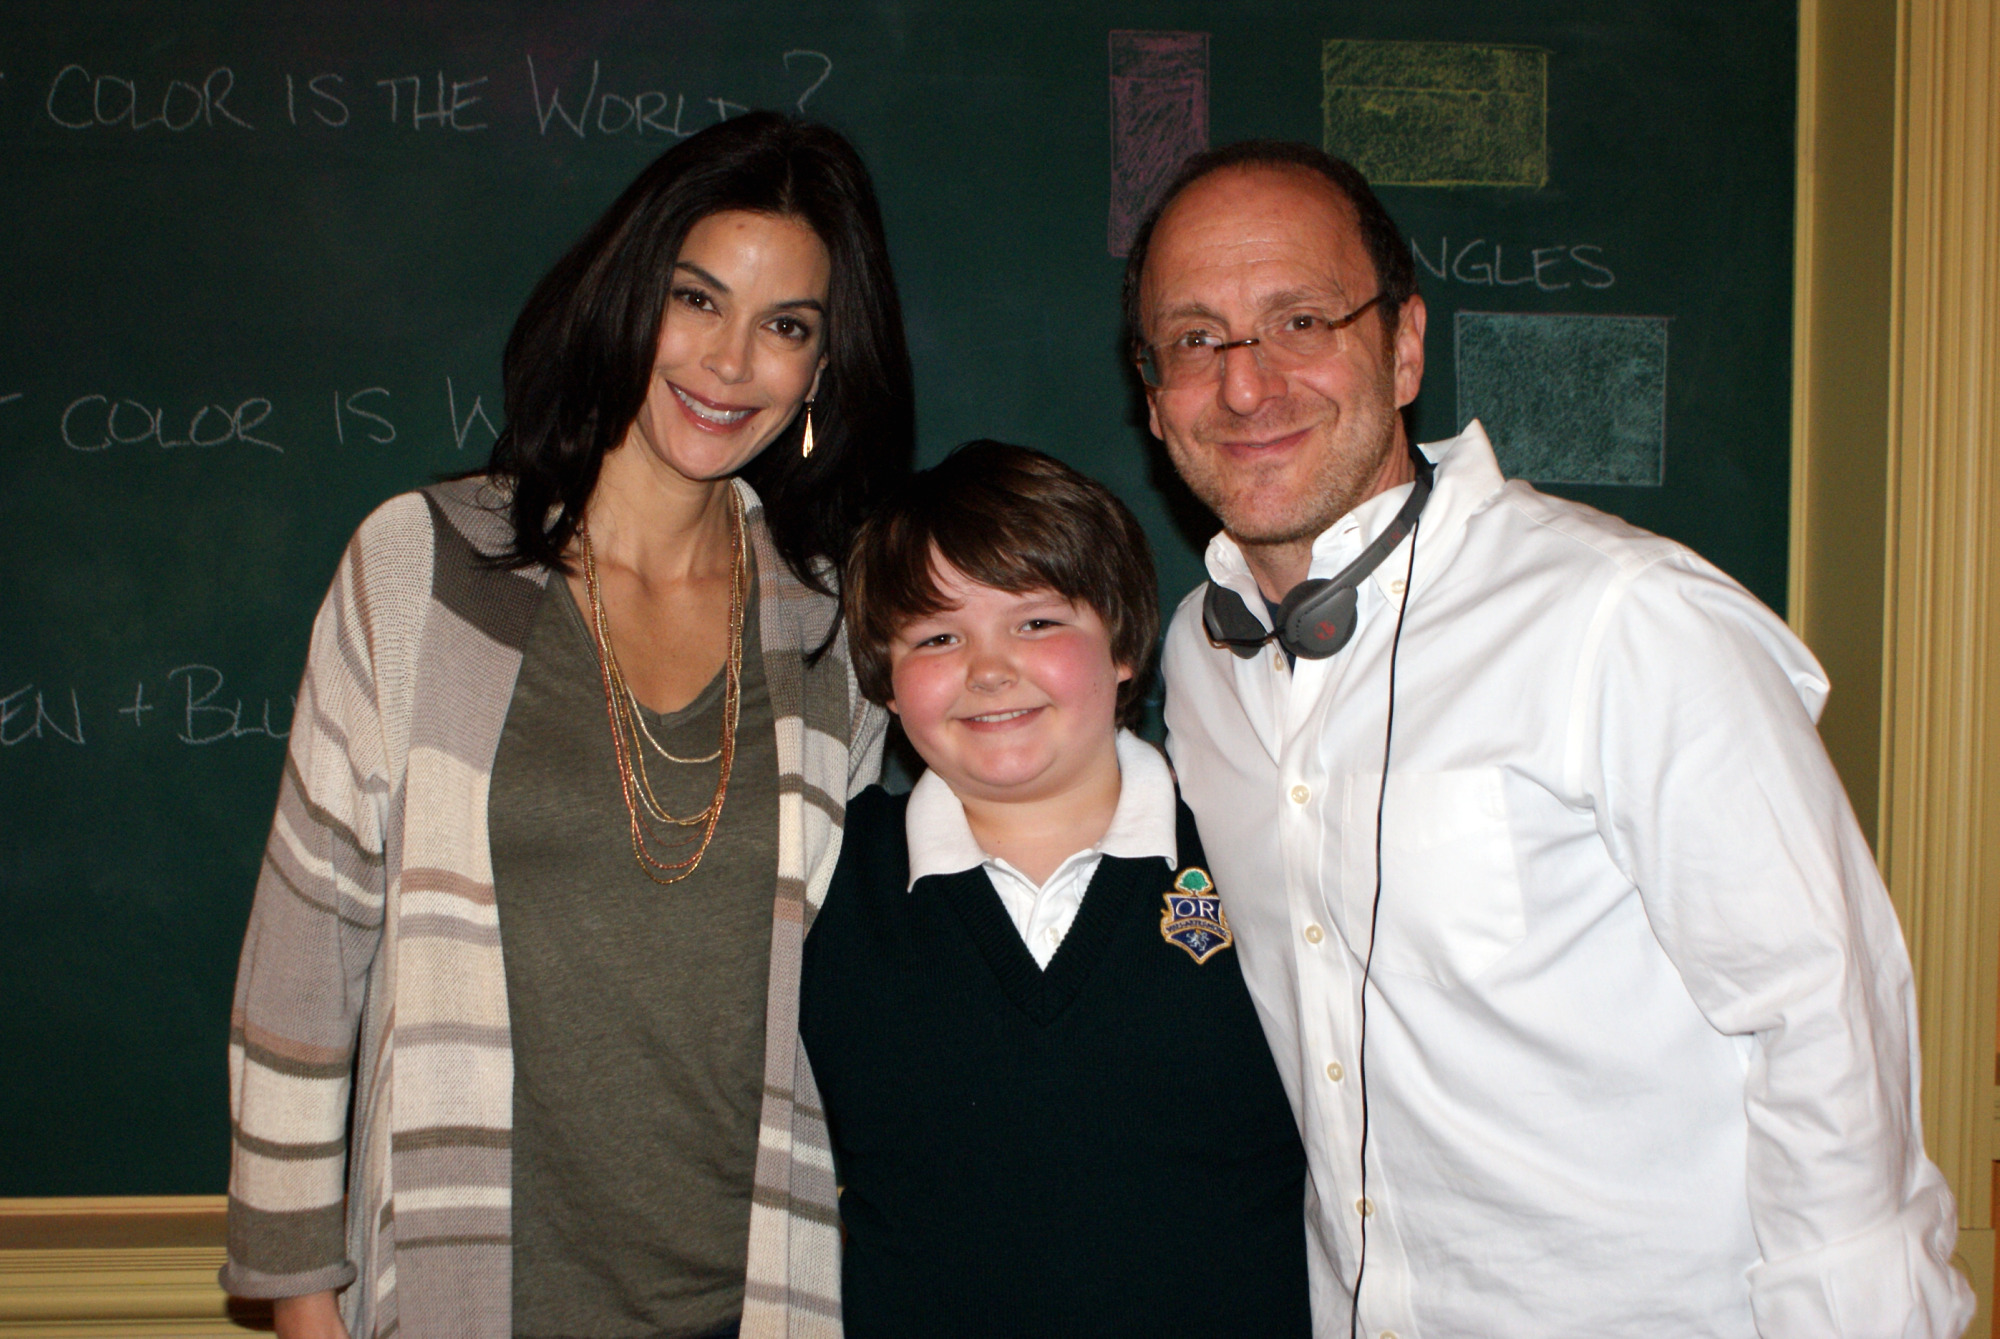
[622,209,831,485]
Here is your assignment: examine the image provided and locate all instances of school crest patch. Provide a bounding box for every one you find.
[1160,867,1233,964]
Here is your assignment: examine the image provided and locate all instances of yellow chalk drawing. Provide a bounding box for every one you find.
[1322,40,1549,188]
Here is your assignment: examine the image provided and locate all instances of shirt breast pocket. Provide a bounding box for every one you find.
[1339,768,1526,989]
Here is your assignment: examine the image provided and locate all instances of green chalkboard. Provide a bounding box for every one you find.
[0,0,1794,1193]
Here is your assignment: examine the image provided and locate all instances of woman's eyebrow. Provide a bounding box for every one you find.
[673,259,825,313]
[673,259,729,292]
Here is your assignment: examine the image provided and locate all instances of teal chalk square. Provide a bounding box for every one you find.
[1454,312,1669,486]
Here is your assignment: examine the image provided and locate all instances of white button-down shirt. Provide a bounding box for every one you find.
[905,729,1177,968]
[1163,423,1972,1338]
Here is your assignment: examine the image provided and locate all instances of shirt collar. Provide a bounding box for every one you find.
[904,729,1178,889]
[1201,420,1508,618]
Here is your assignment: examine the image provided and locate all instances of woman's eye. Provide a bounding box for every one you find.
[673,286,715,313]
[767,315,815,343]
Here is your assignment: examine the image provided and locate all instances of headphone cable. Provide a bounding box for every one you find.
[1350,506,1421,1339]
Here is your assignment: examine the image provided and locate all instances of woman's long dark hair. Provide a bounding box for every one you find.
[485,111,915,595]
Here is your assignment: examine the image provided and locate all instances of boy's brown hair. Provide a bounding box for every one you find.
[844,441,1159,727]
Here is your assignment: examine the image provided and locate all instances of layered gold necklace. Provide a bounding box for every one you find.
[578,488,745,885]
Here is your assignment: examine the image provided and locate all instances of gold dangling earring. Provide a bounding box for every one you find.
[800,400,816,459]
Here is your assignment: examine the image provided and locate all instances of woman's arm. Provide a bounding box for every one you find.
[273,1291,351,1339]
[222,497,425,1302]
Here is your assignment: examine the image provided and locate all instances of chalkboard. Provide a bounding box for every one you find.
[0,0,1795,1193]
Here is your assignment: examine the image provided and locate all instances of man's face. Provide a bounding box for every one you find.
[1139,165,1426,550]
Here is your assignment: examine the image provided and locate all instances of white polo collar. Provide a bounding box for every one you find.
[904,729,1178,889]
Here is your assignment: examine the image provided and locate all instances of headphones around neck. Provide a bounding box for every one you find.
[1201,452,1435,660]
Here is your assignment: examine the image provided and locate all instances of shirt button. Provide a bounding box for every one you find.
[1304,924,1324,945]
[1272,650,1286,671]
[1382,1332,1400,1339]
[1355,1197,1374,1217]
[1289,784,1311,804]
[1389,579,1407,596]
[1325,1061,1344,1082]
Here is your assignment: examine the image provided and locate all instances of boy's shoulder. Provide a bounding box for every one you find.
[830,784,914,900]
[844,782,910,842]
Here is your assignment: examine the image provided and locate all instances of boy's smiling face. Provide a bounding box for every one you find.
[888,559,1131,809]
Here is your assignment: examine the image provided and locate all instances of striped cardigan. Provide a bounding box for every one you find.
[221,476,885,1338]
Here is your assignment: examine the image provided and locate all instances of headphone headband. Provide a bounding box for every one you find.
[1201,452,1434,660]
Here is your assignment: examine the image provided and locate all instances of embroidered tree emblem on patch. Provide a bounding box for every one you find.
[1161,867,1233,964]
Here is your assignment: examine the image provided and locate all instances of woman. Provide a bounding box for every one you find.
[221,111,912,1339]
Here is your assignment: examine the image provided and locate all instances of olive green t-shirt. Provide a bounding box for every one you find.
[489,566,777,1339]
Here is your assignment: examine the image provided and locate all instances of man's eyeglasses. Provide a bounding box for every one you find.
[1135,293,1387,389]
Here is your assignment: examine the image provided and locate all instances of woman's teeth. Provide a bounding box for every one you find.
[672,384,754,425]
[970,708,1033,723]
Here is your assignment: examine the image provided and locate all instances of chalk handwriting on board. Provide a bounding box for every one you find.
[523,52,819,138]
[0,673,295,749]
[782,51,832,112]
[48,382,502,455]
[117,683,156,729]
[0,686,85,747]
[1411,238,1616,291]
[375,73,489,130]
[284,74,350,127]
[45,64,253,131]
[446,379,500,451]
[51,392,281,454]
[36,52,829,139]
[60,395,280,453]
[167,666,292,744]
[332,389,396,445]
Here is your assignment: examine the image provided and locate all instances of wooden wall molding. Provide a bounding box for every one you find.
[0,1197,265,1338]
[1879,0,2000,1327]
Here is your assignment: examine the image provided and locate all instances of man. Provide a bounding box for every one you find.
[1134,140,1973,1338]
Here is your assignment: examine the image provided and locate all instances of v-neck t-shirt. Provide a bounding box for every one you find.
[489,565,777,1339]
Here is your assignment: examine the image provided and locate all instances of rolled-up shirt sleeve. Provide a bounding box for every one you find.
[1581,554,1973,1338]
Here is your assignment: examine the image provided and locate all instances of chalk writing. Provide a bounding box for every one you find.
[44,64,252,131]
[1323,41,1547,188]
[0,392,22,408]
[117,683,156,728]
[167,665,292,744]
[32,51,829,141]
[1411,239,1616,290]
[332,388,396,445]
[375,72,488,130]
[0,672,295,750]
[523,53,788,139]
[0,686,85,746]
[283,72,351,126]
[1107,31,1209,258]
[60,394,279,453]
[1455,312,1669,486]
[782,51,832,112]
[446,378,500,451]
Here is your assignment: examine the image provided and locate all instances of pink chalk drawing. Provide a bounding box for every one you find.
[1108,31,1209,257]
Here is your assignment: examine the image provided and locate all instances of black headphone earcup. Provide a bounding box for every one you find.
[1201,582,1269,657]
[1282,583,1358,658]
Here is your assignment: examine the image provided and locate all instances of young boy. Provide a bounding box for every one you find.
[800,442,1310,1338]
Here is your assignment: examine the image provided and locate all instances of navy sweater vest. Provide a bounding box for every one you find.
[801,785,1310,1339]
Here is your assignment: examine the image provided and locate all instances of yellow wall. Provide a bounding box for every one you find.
[1795,0,2000,1329]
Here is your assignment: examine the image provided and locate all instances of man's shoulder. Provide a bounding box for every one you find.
[1475,478,1689,582]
